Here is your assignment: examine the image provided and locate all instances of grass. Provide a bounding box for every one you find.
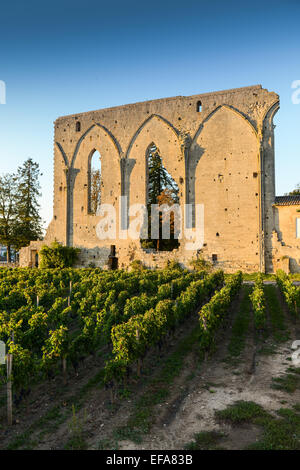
[257,343,277,356]
[184,431,225,450]
[97,438,119,450]
[215,400,300,450]
[215,401,268,425]
[202,381,224,390]
[247,407,300,450]
[226,286,252,361]
[271,367,300,393]
[245,274,275,281]
[5,368,106,450]
[264,285,289,343]
[113,326,201,444]
[6,404,68,450]
[64,405,88,450]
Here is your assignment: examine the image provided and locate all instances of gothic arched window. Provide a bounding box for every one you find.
[88,150,101,215]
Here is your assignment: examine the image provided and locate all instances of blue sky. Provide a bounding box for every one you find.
[0,0,299,226]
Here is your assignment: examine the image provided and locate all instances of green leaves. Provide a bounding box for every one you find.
[14,158,43,250]
[42,326,69,372]
[105,270,225,384]
[250,273,266,330]
[0,173,18,260]
[0,267,226,394]
[277,270,300,316]
[0,159,43,256]
[39,242,80,269]
[199,271,242,350]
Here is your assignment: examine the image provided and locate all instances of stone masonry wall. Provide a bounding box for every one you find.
[272,204,300,273]
[20,85,281,272]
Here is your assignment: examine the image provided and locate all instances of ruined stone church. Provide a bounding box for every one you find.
[20,85,300,273]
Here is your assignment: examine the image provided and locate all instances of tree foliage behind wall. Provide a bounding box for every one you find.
[288,183,300,195]
[141,144,179,252]
[90,169,101,215]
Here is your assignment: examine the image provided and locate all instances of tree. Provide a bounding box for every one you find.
[147,145,179,207]
[14,158,43,250]
[90,169,101,215]
[141,144,179,251]
[157,189,180,251]
[0,173,18,262]
[289,183,300,196]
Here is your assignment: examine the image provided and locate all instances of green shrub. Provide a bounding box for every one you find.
[189,256,212,272]
[130,260,146,271]
[276,270,300,316]
[164,260,183,271]
[39,241,80,269]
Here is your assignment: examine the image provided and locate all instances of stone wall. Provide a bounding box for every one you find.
[272,203,300,273]
[19,240,44,268]
[20,84,283,272]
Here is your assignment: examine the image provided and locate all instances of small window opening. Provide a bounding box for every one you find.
[212,254,218,262]
[76,121,81,132]
[88,150,101,215]
[196,101,202,112]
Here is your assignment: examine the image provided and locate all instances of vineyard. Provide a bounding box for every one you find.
[0,267,300,450]
[0,267,227,396]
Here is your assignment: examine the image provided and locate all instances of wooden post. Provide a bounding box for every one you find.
[62,357,67,385]
[136,329,141,377]
[68,280,72,307]
[7,353,13,425]
[110,387,114,404]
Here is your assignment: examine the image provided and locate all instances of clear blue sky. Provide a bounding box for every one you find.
[0,0,299,227]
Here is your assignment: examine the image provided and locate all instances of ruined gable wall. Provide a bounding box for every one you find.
[191,106,260,270]
[32,85,279,271]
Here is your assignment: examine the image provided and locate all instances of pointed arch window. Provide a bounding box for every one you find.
[88,150,101,215]
[76,121,81,132]
[196,101,202,112]
[141,143,180,252]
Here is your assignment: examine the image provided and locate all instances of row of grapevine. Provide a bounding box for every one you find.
[249,273,266,329]
[0,267,207,395]
[104,270,225,386]
[276,270,300,316]
[198,271,243,351]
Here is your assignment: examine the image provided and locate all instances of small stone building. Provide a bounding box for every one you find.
[19,85,300,273]
[272,196,300,273]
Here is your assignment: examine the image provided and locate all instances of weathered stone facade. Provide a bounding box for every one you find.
[19,84,300,273]
[272,196,300,273]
